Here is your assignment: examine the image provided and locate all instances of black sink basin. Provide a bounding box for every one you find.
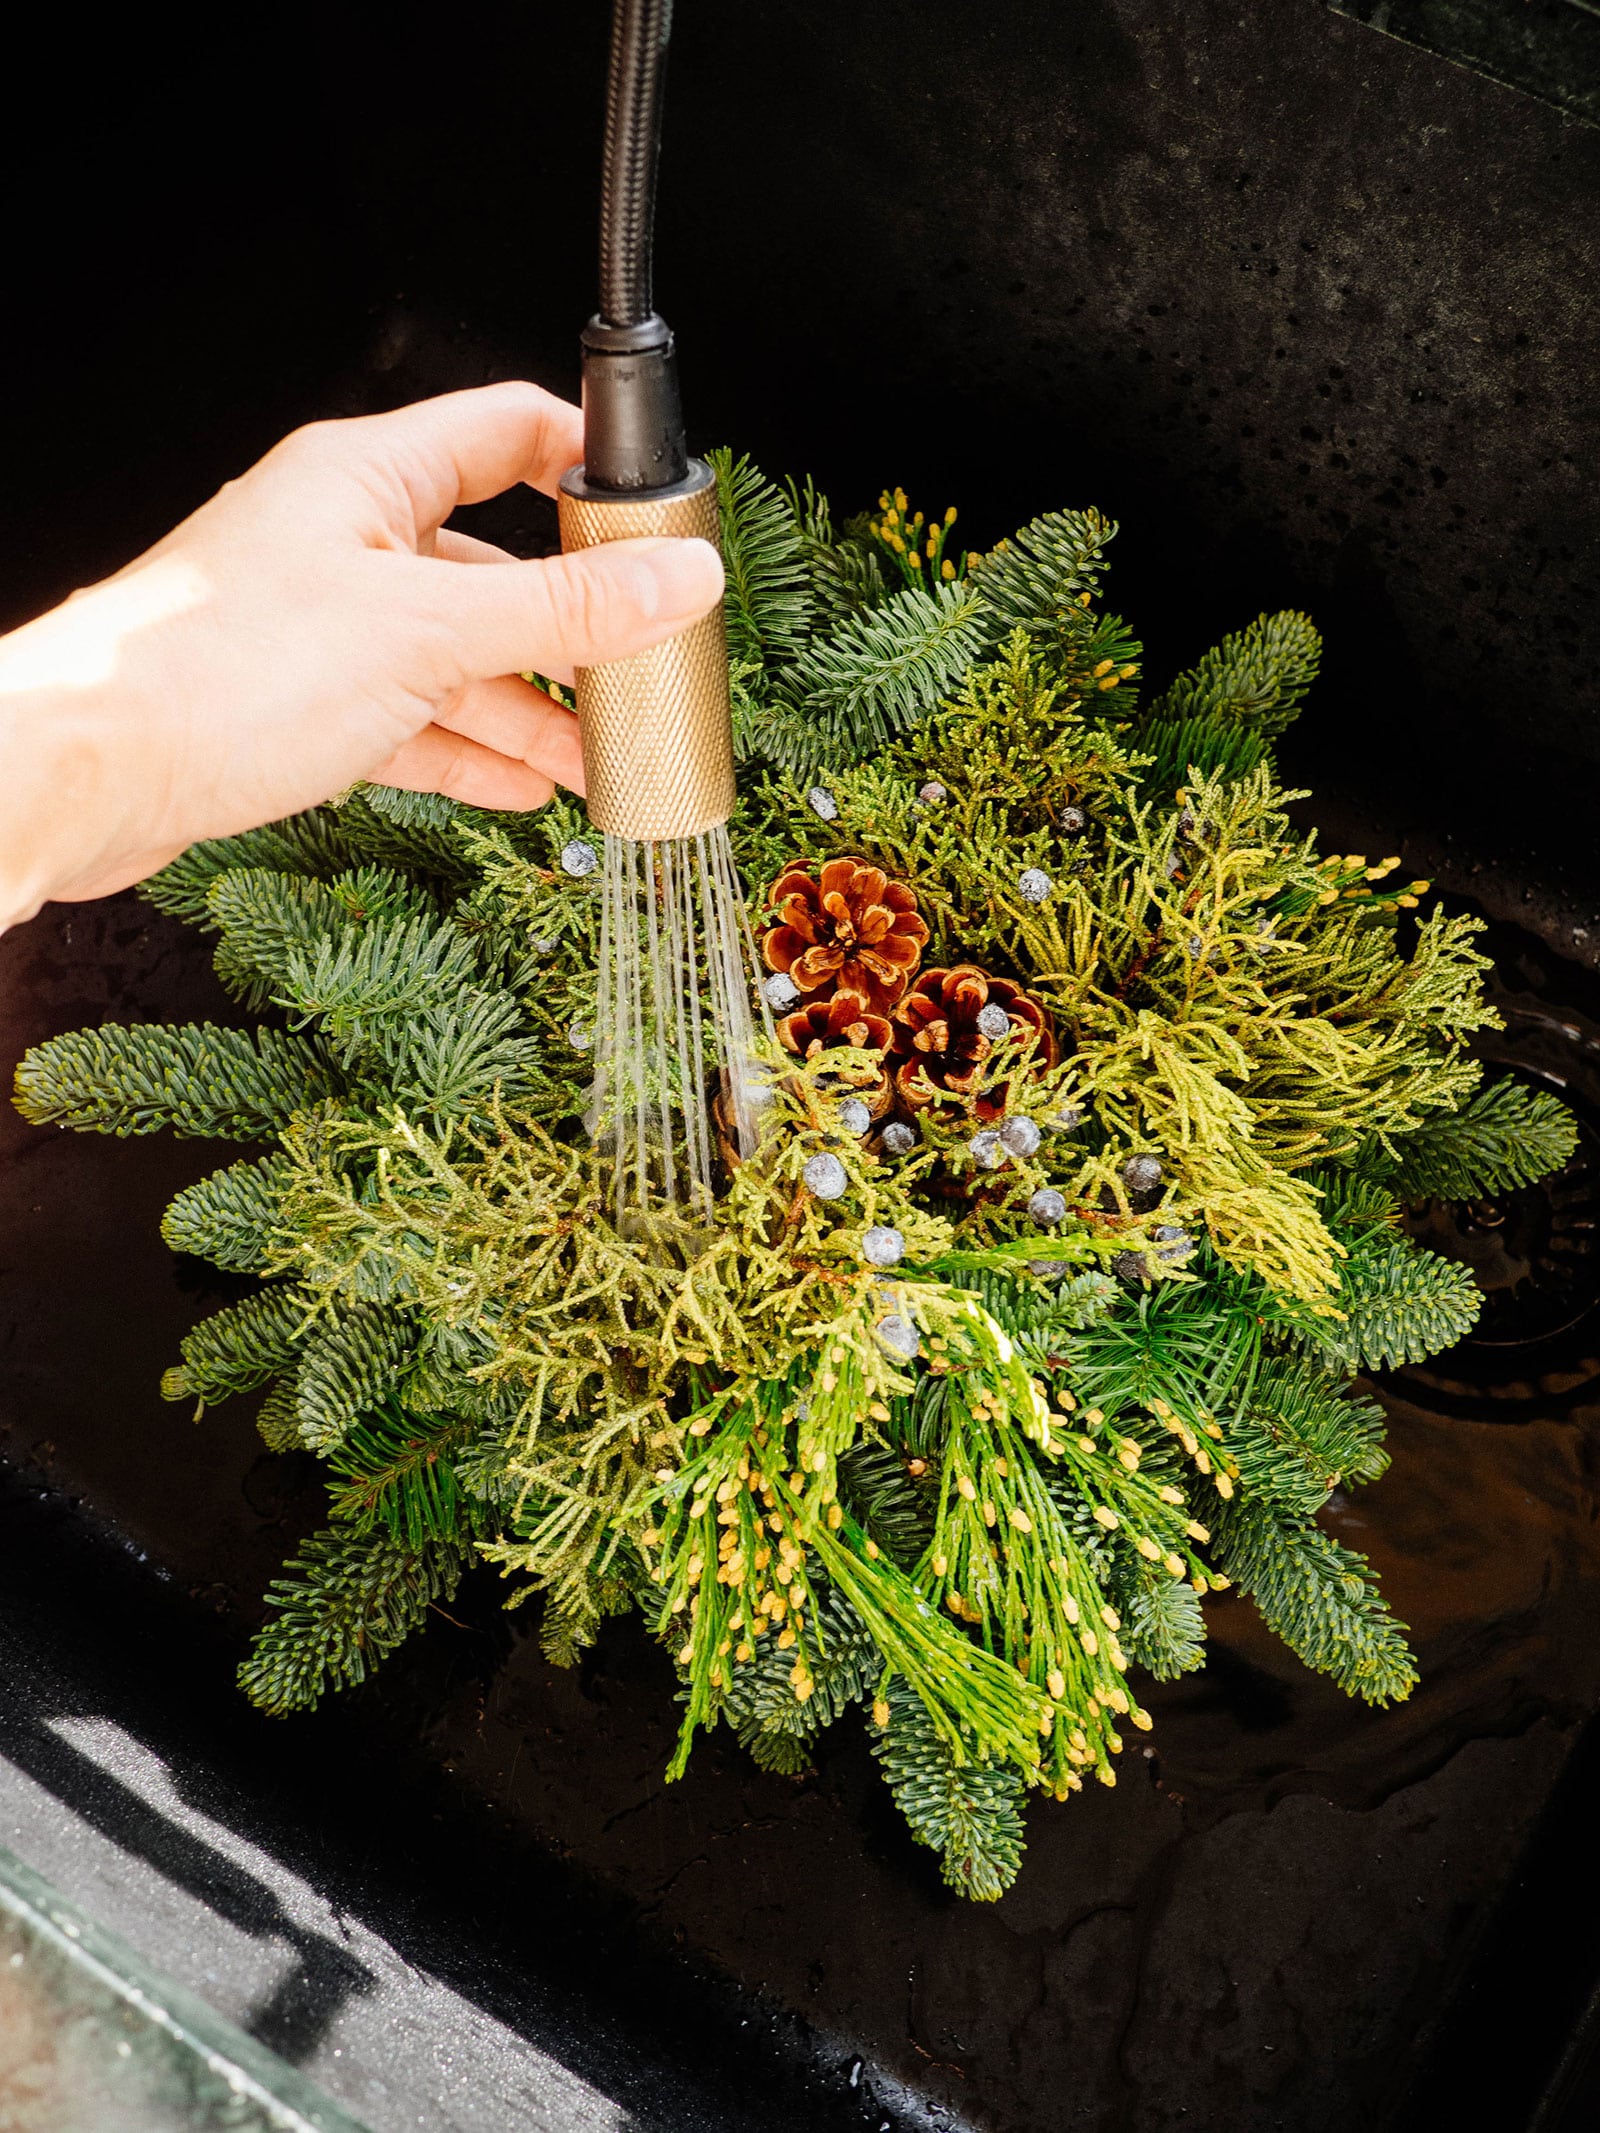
[2,4,1596,2128]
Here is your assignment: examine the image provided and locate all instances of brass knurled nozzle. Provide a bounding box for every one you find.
[557,459,734,842]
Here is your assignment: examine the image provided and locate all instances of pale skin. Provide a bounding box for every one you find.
[0,381,726,932]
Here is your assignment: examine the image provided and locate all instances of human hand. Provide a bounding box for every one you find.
[0,382,725,926]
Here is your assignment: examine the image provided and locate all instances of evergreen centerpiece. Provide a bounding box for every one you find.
[15,460,1578,1900]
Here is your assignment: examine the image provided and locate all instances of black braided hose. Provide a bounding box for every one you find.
[578,0,687,493]
[598,0,673,328]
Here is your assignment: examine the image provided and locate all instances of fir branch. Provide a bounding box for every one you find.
[141,813,355,923]
[710,447,814,667]
[161,1155,291,1273]
[206,865,446,1012]
[1064,1278,1268,1422]
[734,1720,814,1774]
[837,1441,937,1568]
[238,1526,471,1715]
[790,580,984,768]
[1150,611,1320,739]
[14,1024,335,1140]
[162,1287,309,1405]
[721,1581,876,1741]
[810,540,890,624]
[1226,1358,1388,1518]
[1212,1498,1418,1704]
[1386,1077,1579,1200]
[1114,1559,1207,1679]
[1317,1168,1404,1244]
[294,1303,420,1451]
[255,1379,302,1453]
[1048,1271,1124,1330]
[367,991,542,1117]
[277,913,484,1040]
[1310,1240,1481,1372]
[730,668,824,773]
[208,869,345,1006]
[870,1679,1028,1901]
[324,1402,476,1547]
[404,1323,515,1426]
[783,476,890,624]
[1134,711,1270,796]
[968,506,1117,634]
[333,786,482,882]
[344,783,553,868]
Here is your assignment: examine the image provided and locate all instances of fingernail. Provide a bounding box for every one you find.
[628,538,725,622]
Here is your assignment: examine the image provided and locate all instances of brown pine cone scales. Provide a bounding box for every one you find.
[890,965,1057,1118]
[763,858,929,1013]
[777,993,894,1060]
[776,1000,894,1121]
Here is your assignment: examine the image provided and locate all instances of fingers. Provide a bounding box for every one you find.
[378,381,583,509]
[283,382,584,534]
[432,526,520,565]
[372,667,588,809]
[433,673,585,794]
[368,726,559,813]
[375,524,513,564]
[407,534,725,687]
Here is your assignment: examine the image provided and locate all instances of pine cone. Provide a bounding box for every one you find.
[762,858,929,1013]
[777,994,894,1116]
[890,965,1057,1119]
[778,993,893,1058]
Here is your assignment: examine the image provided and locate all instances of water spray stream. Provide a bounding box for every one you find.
[588,827,773,1226]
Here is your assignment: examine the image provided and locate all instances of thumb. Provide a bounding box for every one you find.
[410,536,725,686]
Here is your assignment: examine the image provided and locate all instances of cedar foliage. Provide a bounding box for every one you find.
[13,458,1579,1901]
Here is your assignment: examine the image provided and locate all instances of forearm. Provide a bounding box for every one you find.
[0,692,110,929]
[0,571,185,931]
